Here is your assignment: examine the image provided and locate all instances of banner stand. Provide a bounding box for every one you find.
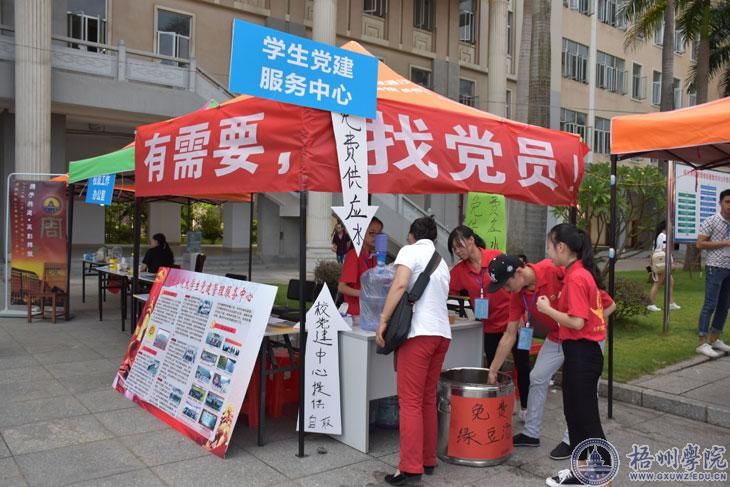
[1,172,65,318]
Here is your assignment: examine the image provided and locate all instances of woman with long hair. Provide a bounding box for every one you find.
[536,224,611,486]
[647,220,680,312]
[142,233,175,273]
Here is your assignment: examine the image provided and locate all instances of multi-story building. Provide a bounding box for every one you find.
[0,0,722,264]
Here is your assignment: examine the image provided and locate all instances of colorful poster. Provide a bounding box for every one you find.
[464,193,507,252]
[446,394,514,460]
[674,164,730,242]
[113,268,277,458]
[10,180,68,304]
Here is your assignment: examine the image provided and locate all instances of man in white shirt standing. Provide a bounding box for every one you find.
[695,189,730,358]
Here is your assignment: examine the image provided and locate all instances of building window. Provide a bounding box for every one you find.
[652,70,661,106]
[459,79,476,107]
[507,10,514,57]
[410,66,432,89]
[674,29,685,53]
[654,20,664,46]
[688,90,697,106]
[631,62,645,100]
[562,38,589,83]
[560,108,588,141]
[413,0,434,31]
[66,0,107,51]
[593,117,611,154]
[156,8,192,60]
[459,0,477,44]
[691,40,699,61]
[563,0,592,15]
[596,51,626,94]
[673,78,681,109]
[598,0,626,29]
[364,0,388,17]
[505,90,512,119]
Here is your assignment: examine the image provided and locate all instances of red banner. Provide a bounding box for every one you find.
[135,98,586,207]
[446,394,514,461]
[10,180,67,304]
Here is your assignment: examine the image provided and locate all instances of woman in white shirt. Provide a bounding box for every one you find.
[647,221,680,312]
[376,217,451,486]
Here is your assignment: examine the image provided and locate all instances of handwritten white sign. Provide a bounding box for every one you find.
[331,112,378,256]
[302,285,350,434]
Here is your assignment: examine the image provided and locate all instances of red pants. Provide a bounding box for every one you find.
[396,335,451,474]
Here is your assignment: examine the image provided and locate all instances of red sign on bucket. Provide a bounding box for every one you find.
[446,394,514,460]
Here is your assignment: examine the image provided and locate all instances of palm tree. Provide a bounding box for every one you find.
[677,0,712,103]
[622,0,676,112]
[687,1,730,98]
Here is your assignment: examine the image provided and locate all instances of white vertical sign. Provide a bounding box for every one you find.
[331,112,378,256]
[303,285,350,435]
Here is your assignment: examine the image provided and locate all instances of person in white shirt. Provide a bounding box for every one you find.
[376,217,451,486]
[647,221,680,312]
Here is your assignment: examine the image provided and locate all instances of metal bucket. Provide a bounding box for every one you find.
[437,368,514,467]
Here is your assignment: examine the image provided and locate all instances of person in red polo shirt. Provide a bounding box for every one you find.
[537,224,611,487]
[337,217,383,316]
[447,226,530,415]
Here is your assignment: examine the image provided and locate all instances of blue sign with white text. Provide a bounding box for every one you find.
[229,19,378,118]
[86,173,115,206]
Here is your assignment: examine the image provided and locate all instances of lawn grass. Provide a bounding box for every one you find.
[607,269,708,383]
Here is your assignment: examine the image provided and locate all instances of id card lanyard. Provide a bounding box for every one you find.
[473,268,489,320]
[517,293,537,350]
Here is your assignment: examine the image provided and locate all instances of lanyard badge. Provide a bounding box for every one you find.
[473,269,489,320]
[517,293,536,350]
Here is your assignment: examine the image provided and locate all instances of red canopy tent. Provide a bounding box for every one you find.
[132,41,589,455]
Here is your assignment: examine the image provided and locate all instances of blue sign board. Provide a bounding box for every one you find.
[229,19,378,118]
[86,173,115,206]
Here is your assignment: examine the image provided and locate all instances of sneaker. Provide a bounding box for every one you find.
[711,339,730,353]
[518,408,527,423]
[546,469,584,486]
[513,433,540,447]
[385,471,422,486]
[696,343,722,358]
[647,304,661,312]
[669,303,681,310]
[550,441,573,460]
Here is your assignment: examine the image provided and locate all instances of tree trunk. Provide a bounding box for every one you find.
[515,0,532,123]
[660,0,675,112]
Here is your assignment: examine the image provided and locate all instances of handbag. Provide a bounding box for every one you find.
[376,251,442,355]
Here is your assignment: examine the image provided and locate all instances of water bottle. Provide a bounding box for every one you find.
[360,233,394,331]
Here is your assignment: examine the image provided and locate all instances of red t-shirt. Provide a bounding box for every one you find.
[339,248,376,316]
[556,261,607,342]
[599,290,615,312]
[508,259,564,343]
[450,248,510,334]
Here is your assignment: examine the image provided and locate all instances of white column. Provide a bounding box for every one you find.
[222,202,251,249]
[72,203,105,245]
[586,1,599,163]
[487,0,508,116]
[306,0,338,273]
[149,202,181,244]
[15,0,52,175]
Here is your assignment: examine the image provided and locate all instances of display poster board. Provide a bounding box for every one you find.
[464,193,507,252]
[10,180,68,304]
[113,268,277,458]
[674,163,730,242]
[229,19,377,118]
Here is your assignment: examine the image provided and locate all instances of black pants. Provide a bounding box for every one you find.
[484,332,531,409]
[562,339,606,460]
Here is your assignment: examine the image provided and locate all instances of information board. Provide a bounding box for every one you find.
[674,164,730,242]
[113,268,277,458]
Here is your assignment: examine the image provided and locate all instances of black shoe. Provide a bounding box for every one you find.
[513,433,540,447]
[385,471,422,486]
[424,465,436,475]
[550,441,573,460]
[545,469,584,486]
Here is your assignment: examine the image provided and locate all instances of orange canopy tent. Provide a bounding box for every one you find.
[605,97,730,418]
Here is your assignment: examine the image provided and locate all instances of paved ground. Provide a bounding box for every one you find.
[0,275,727,486]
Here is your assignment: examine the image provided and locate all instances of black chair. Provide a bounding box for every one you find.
[194,253,206,273]
[271,279,317,318]
[225,273,248,281]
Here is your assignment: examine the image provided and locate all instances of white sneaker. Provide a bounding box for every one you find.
[518,408,527,423]
[669,303,681,310]
[546,469,583,486]
[710,339,730,353]
[647,304,661,312]
[696,343,722,358]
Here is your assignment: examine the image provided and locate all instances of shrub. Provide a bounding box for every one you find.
[199,205,223,243]
[613,277,649,321]
[314,260,342,298]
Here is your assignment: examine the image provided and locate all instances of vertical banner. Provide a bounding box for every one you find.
[674,163,730,242]
[10,180,68,304]
[113,268,277,458]
[302,286,350,435]
[331,112,378,256]
[464,193,507,251]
